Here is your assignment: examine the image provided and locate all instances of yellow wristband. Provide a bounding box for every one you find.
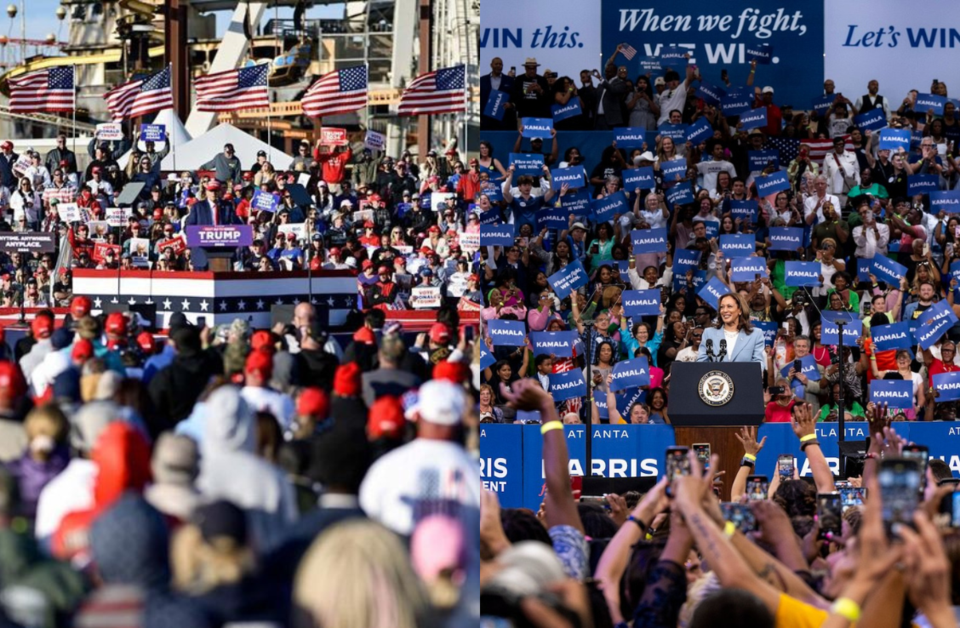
[800,433,817,442]
[723,521,737,537]
[831,597,861,623]
[743,453,757,462]
[541,421,564,435]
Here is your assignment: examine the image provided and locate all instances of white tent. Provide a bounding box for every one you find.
[116,108,193,167]
[160,123,294,172]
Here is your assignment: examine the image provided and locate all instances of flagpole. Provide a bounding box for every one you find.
[72,66,78,159]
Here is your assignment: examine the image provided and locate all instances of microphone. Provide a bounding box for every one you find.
[718,339,728,362]
[705,338,715,362]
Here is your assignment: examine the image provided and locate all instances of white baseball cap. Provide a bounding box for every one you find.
[762,86,774,94]
[406,380,465,426]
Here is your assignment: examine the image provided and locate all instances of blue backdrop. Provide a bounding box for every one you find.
[481,422,960,511]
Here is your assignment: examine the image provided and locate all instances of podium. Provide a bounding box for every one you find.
[669,362,765,499]
[204,248,235,273]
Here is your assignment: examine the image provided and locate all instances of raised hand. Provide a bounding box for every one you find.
[606,492,629,527]
[790,402,817,441]
[898,510,954,621]
[500,379,551,411]
[735,425,767,456]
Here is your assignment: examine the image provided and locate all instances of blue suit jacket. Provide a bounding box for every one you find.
[480,73,515,111]
[697,326,766,365]
[184,199,240,226]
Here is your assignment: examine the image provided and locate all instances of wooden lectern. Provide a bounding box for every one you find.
[669,362,764,500]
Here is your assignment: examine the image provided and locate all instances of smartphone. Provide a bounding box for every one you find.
[793,359,802,373]
[839,487,866,513]
[720,502,757,533]
[818,492,843,538]
[951,492,960,527]
[767,386,786,396]
[665,446,691,482]
[778,454,795,480]
[197,316,207,329]
[747,475,769,501]
[579,495,608,508]
[693,443,711,470]
[902,444,929,473]
[510,66,516,74]
[879,458,922,535]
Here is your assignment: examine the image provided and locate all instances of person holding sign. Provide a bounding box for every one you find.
[590,51,630,130]
[697,293,765,367]
[871,349,925,420]
[853,79,890,122]
[924,340,960,419]
[509,57,551,120]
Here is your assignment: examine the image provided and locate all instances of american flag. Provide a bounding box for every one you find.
[620,43,638,60]
[766,136,853,167]
[9,67,75,112]
[397,65,466,116]
[301,65,368,118]
[104,66,173,121]
[195,65,270,112]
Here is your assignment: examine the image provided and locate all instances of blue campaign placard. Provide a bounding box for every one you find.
[549,369,587,402]
[731,256,768,281]
[479,208,502,225]
[821,315,862,345]
[917,299,959,333]
[695,83,726,106]
[658,123,687,142]
[915,93,947,115]
[784,261,821,287]
[870,379,914,409]
[509,153,543,177]
[561,189,592,216]
[755,171,790,197]
[139,123,166,143]
[908,174,939,195]
[916,315,952,350]
[704,221,719,240]
[856,257,873,281]
[551,167,585,189]
[660,158,688,181]
[911,131,923,149]
[251,189,280,213]
[729,199,758,223]
[536,207,567,230]
[674,248,701,273]
[530,331,577,357]
[615,387,647,420]
[592,191,629,222]
[484,89,509,120]
[615,127,649,149]
[879,129,911,151]
[686,118,713,145]
[631,227,667,254]
[482,185,503,202]
[520,117,553,138]
[719,234,755,258]
[617,261,631,283]
[872,321,913,352]
[934,371,960,402]
[811,94,835,115]
[746,42,773,64]
[551,99,582,122]
[666,184,694,206]
[697,276,730,310]
[622,166,655,191]
[721,93,753,116]
[487,319,527,347]
[480,223,515,247]
[638,56,662,73]
[659,45,688,63]
[871,255,908,286]
[478,425,523,506]
[739,107,768,131]
[930,190,960,213]
[951,261,960,295]
[779,354,818,384]
[479,345,496,371]
[755,321,777,347]
[854,109,886,132]
[622,289,661,317]
[610,357,651,391]
[748,150,779,172]
[674,269,706,294]
[547,259,588,299]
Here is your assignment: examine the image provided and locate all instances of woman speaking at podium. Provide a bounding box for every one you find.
[697,293,766,364]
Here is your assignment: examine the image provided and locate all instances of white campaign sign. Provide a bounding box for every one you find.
[411,286,442,309]
[364,130,385,151]
[96,123,123,141]
[479,0,602,79]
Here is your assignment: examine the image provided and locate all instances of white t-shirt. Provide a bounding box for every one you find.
[241,386,295,431]
[803,193,841,225]
[359,439,481,536]
[696,160,737,194]
[657,81,688,126]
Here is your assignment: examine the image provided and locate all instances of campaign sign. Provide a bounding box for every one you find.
[686,118,713,145]
[615,127,649,149]
[509,153,544,177]
[674,269,706,294]
[536,207,567,230]
[744,42,773,63]
[872,321,913,353]
[631,228,667,254]
[592,191,628,222]
[660,158,687,181]
[739,108,768,131]
[915,93,946,115]
[674,248,701,273]
[547,259,588,300]
[0,232,56,253]
[363,129,385,151]
[855,257,873,282]
[57,202,81,223]
[617,261,631,283]
[551,167,585,189]
[96,123,123,141]
[719,234,755,258]
[657,123,687,142]
[478,426,522,505]
[622,289,661,317]
[520,117,553,139]
[622,166,655,190]
[731,257,768,281]
[638,56,662,73]
[755,171,791,197]
[908,174,939,195]
[139,123,166,143]
[695,83,725,106]
[871,255,907,286]
[659,45,688,63]
[697,276,730,311]
[561,189,592,217]
[480,224,515,247]
[251,189,280,213]
[185,226,254,248]
[729,199,758,223]
[666,184,694,206]
[721,93,753,116]
[779,354,818,384]
[870,379,914,409]
[549,369,587,402]
[614,388,648,422]
[530,331,577,358]
[930,190,960,213]
[915,300,959,348]
[748,150,779,173]
[611,357,650,391]
[755,321,777,347]
[551,99,582,122]
[484,89,509,120]
[951,261,960,295]
[933,371,960,402]
[854,109,886,132]
[479,208,502,225]
[821,315,862,345]
[811,94,835,115]
[487,319,527,347]
[157,236,186,256]
[878,129,911,152]
[704,221,719,240]
[911,131,924,150]
[595,394,610,420]
[784,261,821,287]
[320,128,349,146]
[479,345,496,371]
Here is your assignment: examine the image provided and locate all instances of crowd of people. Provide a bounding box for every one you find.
[478,49,960,424]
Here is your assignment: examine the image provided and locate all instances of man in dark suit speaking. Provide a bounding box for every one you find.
[184,181,240,226]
